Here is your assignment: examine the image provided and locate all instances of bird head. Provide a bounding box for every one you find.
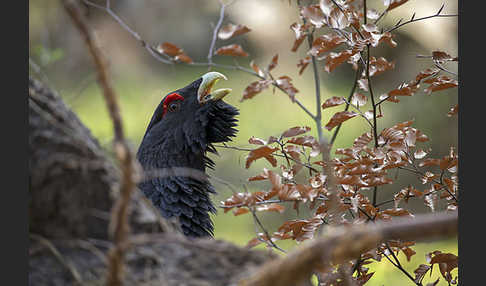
[138,71,239,160]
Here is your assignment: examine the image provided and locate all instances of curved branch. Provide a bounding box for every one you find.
[239,211,457,286]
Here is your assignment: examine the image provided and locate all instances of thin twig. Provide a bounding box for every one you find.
[83,0,173,64]
[207,0,227,66]
[249,206,287,253]
[386,13,458,33]
[30,234,83,285]
[330,65,362,146]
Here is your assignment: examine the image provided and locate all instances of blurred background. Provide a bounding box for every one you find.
[29,0,458,284]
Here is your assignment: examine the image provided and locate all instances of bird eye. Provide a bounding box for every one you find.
[168,102,180,112]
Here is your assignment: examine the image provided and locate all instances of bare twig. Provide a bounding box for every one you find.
[330,65,362,146]
[239,211,457,286]
[386,6,458,33]
[30,234,83,285]
[83,0,173,64]
[207,0,232,66]
[249,205,287,254]
[62,1,138,285]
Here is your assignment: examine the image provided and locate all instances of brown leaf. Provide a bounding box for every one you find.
[218,23,251,40]
[353,132,373,149]
[215,44,249,57]
[281,126,311,138]
[419,158,441,167]
[432,51,457,63]
[414,68,440,83]
[241,79,272,102]
[275,76,299,99]
[369,57,395,77]
[297,56,312,75]
[287,135,320,149]
[447,104,458,117]
[385,0,409,11]
[351,92,367,107]
[325,50,359,73]
[387,82,419,97]
[290,22,309,52]
[300,5,326,28]
[423,76,458,95]
[256,203,285,213]
[322,96,346,109]
[245,146,278,169]
[250,60,265,77]
[156,42,183,57]
[174,53,193,64]
[268,54,279,71]
[414,264,431,284]
[327,7,349,29]
[248,136,267,145]
[325,111,359,131]
[308,34,347,57]
[427,251,458,283]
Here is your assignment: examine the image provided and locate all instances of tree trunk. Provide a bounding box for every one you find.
[28,77,276,286]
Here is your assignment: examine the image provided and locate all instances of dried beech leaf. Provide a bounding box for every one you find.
[290,22,309,52]
[250,60,265,77]
[275,76,299,100]
[369,57,395,77]
[241,79,272,101]
[385,0,409,11]
[325,111,358,131]
[245,146,278,169]
[156,42,183,57]
[218,23,251,40]
[268,54,279,71]
[322,96,346,109]
[423,76,458,95]
[156,42,193,63]
[325,50,359,73]
[297,56,312,75]
[387,82,419,97]
[447,104,458,117]
[328,7,349,29]
[354,132,373,148]
[432,51,456,63]
[309,34,347,57]
[301,5,326,28]
[414,264,431,284]
[248,136,267,145]
[174,53,193,64]
[256,203,285,213]
[281,126,311,138]
[215,44,249,57]
[351,92,368,107]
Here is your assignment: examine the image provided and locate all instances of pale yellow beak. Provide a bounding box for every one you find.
[197,71,232,103]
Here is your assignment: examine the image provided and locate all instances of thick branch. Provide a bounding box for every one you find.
[240,211,457,286]
[62,1,137,285]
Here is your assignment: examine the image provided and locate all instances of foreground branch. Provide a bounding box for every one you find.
[63,1,137,285]
[239,211,457,286]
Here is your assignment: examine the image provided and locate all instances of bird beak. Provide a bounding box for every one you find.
[197,71,232,103]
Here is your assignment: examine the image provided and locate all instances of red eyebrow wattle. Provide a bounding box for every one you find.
[162,93,184,116]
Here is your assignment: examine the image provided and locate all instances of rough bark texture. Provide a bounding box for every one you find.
[29,76,116,239]
[28,77,276,285]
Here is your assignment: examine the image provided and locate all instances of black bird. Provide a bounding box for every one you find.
[136,72,239,237]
